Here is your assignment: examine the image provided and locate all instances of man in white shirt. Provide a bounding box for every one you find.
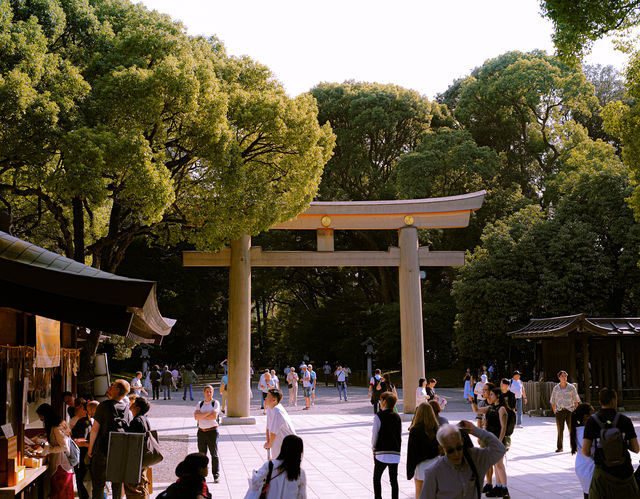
[258,370,274,414]
[171,367,179,391]
[194,385,221,483]
[264,389,296,459]
[270,369,280,390]
[301,366,312,410]
[335,365,348,401]
[508,370,527,428]
[130,371,148,397]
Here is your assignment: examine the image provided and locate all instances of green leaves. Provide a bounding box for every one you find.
[1,0,335,271]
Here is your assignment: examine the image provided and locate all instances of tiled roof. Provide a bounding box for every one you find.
[0,231,175,343]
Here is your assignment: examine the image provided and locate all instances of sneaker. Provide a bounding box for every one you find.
[302,407,309,410]
[555,448,563,453]
[482,483,493,494]
[486,486,504,497]
[502,487,510,498]
[214,476,220,483]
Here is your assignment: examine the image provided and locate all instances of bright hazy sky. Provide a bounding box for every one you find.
[138,0,628,99]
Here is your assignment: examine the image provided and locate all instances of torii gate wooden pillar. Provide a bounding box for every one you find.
[184,191,485,422]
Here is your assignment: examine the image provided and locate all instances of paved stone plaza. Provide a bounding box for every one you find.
[145,385,638,498]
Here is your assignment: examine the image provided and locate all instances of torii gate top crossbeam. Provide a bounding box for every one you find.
[271,190,485,230]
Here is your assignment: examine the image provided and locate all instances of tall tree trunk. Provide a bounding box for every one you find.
[72,196,84,263]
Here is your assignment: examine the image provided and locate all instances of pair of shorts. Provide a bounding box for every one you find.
[303,387,311,397]
[414,457,438,480]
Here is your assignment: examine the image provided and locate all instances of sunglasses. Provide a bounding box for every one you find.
[445,444,463,454]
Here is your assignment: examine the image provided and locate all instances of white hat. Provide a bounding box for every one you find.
[481,374,488,382]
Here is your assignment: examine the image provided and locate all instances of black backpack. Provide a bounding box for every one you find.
[102,400,130,453]
[593,413,626,467]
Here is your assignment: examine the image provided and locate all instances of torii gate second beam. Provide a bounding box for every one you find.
[184,191,485,423]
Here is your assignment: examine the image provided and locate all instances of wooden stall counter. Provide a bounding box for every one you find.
[0,465,48,498]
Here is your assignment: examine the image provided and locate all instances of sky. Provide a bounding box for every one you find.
[138,0,629,99]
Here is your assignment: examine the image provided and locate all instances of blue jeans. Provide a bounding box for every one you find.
[163,385,171,399]
[516,397,523,425]
[183,384,193,400]
[337,381,348,400]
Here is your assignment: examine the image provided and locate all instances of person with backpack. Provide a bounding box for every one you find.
[194,385,221,483]
[36,403,77,499]
[245,434,306,498]
[550,370,581,452]
[88,379,133,499]
[582,387,640,498]
[419,421,506,499]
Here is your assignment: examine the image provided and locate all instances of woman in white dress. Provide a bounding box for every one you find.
[570,403,595,499]
[416,378,429,408]
[246,435,306,499]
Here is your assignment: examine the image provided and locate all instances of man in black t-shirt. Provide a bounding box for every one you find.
[583,388,640,498]
[88,379,133,499]
[500,378,516,410]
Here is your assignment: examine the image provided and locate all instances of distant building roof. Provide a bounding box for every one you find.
[508,313,640,339]
[0,231,175,343]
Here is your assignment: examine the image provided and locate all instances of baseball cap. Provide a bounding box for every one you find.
[481,374,488,382]
[513,370,521,375]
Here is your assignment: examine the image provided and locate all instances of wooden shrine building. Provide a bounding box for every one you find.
[508,314,640,405]
[0,230,175,494]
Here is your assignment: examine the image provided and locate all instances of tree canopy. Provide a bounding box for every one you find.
[0,0,335,272]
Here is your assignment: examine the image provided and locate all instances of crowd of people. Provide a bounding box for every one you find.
[34,361,640,499]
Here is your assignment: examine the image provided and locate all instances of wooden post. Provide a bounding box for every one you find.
[568,333,577,383]
[227,233,253,420]
[317,229,334,251]
[398,226,424,414]
[583,337,591,404]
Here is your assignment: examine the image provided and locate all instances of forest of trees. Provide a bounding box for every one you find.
[4,0,640,375]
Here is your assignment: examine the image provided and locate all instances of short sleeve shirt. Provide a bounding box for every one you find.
[584,409,636,478]
[94,398,131,455]
[336,370,346,382]
[509,379,524,398]
[221,375,228,390]
[197,400,220,430]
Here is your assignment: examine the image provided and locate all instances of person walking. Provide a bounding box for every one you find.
[270,369,280,390]
[582,388,640,498]
[286,367,299,406]
[335,365,348,401]
[264,389,296,459]
[171,366,179,391]
[323,361,332,386]
[416,378,429,407]
[372,391,402,499]
[308,364,317,406]
[508,370,527,427]
[419,422,507,499]
[131,372,148,397]
[370,370,388,415]
[246,435,306,498]
[550,370,581,452]
[570,403,595,499]
[36,403,75,499]
[149,365,161,400]
[160,365,173,400]
[220,372,228,413]
[407,402,440,498]
[182,364,198,401]
[88,379,133,499]
[259,370,274,414]
[463,372,474,403]
[124,397,152,498]
[194,385,221,483]
[301,366,312,411]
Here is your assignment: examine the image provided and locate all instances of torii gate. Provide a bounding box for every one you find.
[184,190,485,423]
